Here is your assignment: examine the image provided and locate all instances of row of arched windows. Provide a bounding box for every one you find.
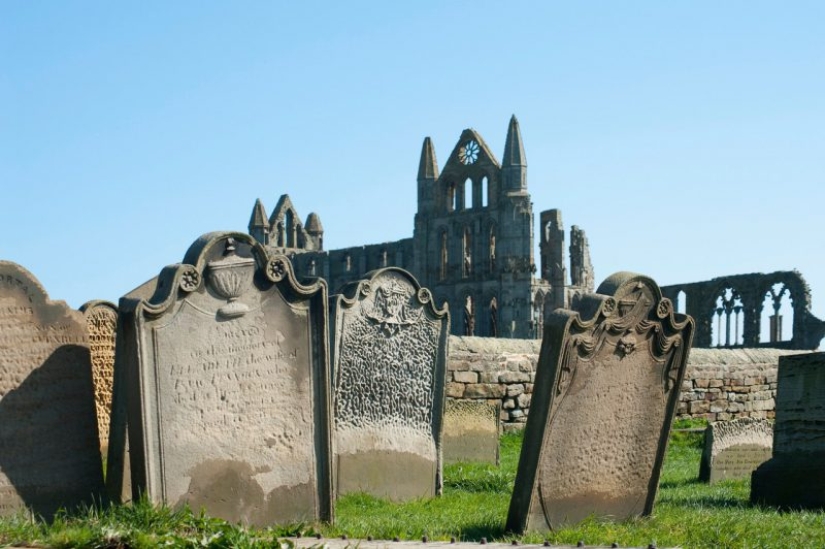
[674,283,796,347]
[439,225,496,281]
[445,176,490,213]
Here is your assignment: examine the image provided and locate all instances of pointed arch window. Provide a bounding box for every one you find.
[285,210,296,248]
[462,226,472,278]
[489,297,498,337]
[464,178,472,210]
[440,230,448,281]
[481,176,489,208]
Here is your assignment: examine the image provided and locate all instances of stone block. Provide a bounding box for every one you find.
[499,371,531,383]
[446,382,465,398]
[506,384,525,397]
[453,370,479,384]
[517,393,532,409]
[464,383,505,399]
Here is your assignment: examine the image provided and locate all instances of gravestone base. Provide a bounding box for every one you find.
[751,454,825,509]
[337,451,436,501]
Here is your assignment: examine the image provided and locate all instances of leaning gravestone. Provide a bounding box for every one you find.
[113,232,333,525]
[0,261,104,518]
[699,418,772,483]
[507,272,695,532]
[751,352,825,508]
[331,267,449,500]
[79,300,118,451]
[443,399,500,465]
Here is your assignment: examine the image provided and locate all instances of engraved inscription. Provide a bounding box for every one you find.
[712,445,772,482]
[153,297,315,509]
[84,305,117,447]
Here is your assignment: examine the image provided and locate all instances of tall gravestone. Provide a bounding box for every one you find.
[699,418,772,483]
[80,300,118,451]
[751,352,825,508]
[112,232,333,525]
[443,399,500,465]
[507,272,694,532]
[331,267,449,501]
[0,261,104,518]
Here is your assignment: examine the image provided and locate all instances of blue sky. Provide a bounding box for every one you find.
[2,2,823,334]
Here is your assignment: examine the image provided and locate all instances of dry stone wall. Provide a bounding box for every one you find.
[447,336,808,429]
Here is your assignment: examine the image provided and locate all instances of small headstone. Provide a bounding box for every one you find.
[443,399,500,465]
[113,232,333,525]
[751,352,825,508]
[0,261,104,518]
[331,268,449,501]
[698,418,772,483]
[507,272,695,532]
[79,300,118,451]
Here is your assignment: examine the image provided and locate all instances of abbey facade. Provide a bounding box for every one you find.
[248,116,594,338]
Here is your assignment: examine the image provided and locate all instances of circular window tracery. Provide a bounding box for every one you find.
[459,140,479,165]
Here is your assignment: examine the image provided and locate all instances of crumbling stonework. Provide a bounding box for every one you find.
[662,271,825,350]
[248,116,593,339]
[446,337,807,429]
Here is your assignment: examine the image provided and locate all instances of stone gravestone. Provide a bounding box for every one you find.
[113,232,333,525]
[507,272,695,532]
[331,267,449,501]
[443,399,500,465]
[698,418,772,483]
[79,300,118,452]
[0,261,104,518]
[751,352,825,508]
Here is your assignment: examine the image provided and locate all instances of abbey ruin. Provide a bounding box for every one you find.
[247,116,823,349]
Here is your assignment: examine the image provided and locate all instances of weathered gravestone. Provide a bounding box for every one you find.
[111,232,333,525]
[507,272,694,532]
[751,352,825,508]
[80,300,118,451]
[106,278,159,505]
[331,267,449,500]
[0,261,104,518]
[699,418,772,483]
[443,399,500,465]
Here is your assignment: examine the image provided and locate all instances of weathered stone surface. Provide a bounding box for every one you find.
[331,268,449,501]
[79,300,118,451]
[751,352,825,508]
[0,261,104,518]
[443,399,499,465]
[110,233,333,525]
[507,272,694,532]
[698,418,772,483]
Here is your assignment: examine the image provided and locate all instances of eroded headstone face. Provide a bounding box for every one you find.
[751,352,825,508]
[443,399,500,465]
[507,272,695,532]
[80,300,118,451]
[118,233,333,526]
[699,418,772,483]
[331,268,449,501]
[0,261,104,518]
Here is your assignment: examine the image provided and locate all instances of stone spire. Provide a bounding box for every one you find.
[501,115,527,191]
[502,115,527,168]
[248,198,269,244]
[417,137,439,182]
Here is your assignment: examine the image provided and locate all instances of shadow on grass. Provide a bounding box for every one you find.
[658,477,702,489]
[659,495,747,509]
[455,523,507,542]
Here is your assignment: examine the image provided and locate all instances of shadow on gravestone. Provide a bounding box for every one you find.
[0,261,104,520]
[107,232,333,526]
[330,267,449,501]
[507,272,695,533]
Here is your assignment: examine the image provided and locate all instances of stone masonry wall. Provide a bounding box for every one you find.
[447,336,809,431]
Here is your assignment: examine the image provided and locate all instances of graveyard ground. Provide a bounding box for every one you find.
[1,422,823,548]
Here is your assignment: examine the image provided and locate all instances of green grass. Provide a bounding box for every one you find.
[2,429,824,548]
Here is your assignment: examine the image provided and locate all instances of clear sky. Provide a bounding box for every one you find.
[2,2,823,336]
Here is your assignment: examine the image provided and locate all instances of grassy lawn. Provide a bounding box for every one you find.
[2,425,824,548]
